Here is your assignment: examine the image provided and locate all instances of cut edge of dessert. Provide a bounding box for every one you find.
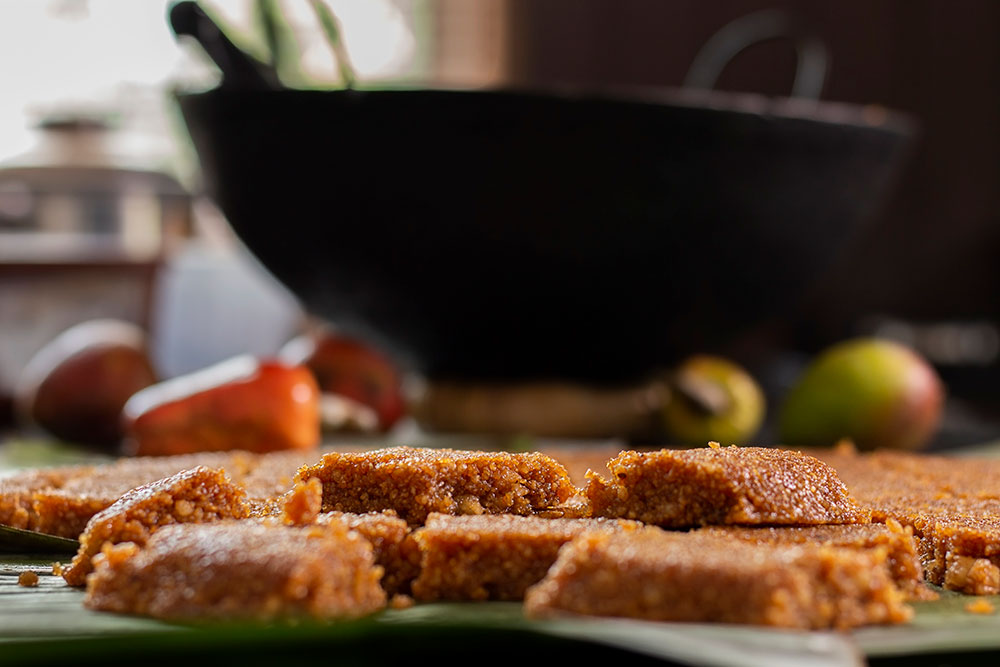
[8,441,1000,628]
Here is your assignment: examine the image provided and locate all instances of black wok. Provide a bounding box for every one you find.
[176,85,911,383]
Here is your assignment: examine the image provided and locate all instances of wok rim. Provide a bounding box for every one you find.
[174,83,916,138]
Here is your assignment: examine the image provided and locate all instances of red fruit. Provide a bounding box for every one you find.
[15,320,157,447]
[280,332,405,430]
[123,356,320,456]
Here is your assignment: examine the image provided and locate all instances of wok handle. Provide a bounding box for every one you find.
[168,1,281,90]
[684,10,828,100]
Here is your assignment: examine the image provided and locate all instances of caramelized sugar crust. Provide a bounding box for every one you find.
[84,521,385,620]
[295,447,576,525]
[0,450,328,539]
[525,529,912,629]
[411,513,641,601]
[63,466,250,586]
[281,478,420,596]
[587,446,868,527]
[813,447,1000,594]
[698,522,932,600]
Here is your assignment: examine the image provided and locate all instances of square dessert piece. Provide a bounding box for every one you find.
[0,466,86,532]
[23,452,241,539]
[1,450,320,539]
[587,445,868,527]
[63,466,251,586]
[524,529,912,629]
[84,521,386,621]
[698,522,930,599]
[281,477,325,526]
[411,513,641,601]
[815,447,1000,594]
[914,509,1000,594]
[294,446,577,524]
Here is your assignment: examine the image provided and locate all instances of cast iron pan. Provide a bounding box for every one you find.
[171,4,914,383]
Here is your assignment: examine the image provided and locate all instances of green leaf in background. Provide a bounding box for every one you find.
[198,1,270,66]
[0,438,112,470]
[252,0,304,87]
[309,0,357,88]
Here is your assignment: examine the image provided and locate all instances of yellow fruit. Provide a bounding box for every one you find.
[661,355,766,445]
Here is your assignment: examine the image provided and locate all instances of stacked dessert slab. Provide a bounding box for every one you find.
[3,442,985,627]
[85,522,387,621]
[812,445,1000,595]
[527,445,913,627]
[0,450,311,537]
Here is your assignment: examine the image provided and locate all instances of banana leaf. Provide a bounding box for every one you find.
[0,526,78,554]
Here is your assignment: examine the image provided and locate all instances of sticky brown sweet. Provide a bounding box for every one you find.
[698,521,931,599]
[813,447,1000,594]
[295,447,576,524]
[411,513,641,601]
[280,478,419,596]
[18,571,39,587]
[0,466,82,531]
[966,599,996,615]
[16,452,240,538]
[0,449,332,539]
[282,477,324,526]
[318,511,420,596]
[63,466,251,586]
[587,445,868,527]
[524,529,912,629]
[84,521,386,620]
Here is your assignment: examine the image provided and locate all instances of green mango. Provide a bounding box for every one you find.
[780,338,944,451]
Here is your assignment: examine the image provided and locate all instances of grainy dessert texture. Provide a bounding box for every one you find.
[281,477,421,596]
[63,466,251,586]
[587,445,869,527]
[34,453,241,538]
[17,571,39,587]
[813,446,1000,595]
[318,511,420,596]
[697,521,932,600]
[0,466,90,532]
[295,447,576,524]
[524,529,912,629]
[282,477,324,526]
[410,513,641,601]
[16,441,1000,627]
[0,450,334,539]
[84,521,386,621]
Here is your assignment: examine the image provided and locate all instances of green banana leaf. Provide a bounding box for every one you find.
[0,526,78,554]
[4,553,1000,666]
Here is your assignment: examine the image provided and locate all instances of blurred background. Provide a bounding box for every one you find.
[1,0,998,447]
